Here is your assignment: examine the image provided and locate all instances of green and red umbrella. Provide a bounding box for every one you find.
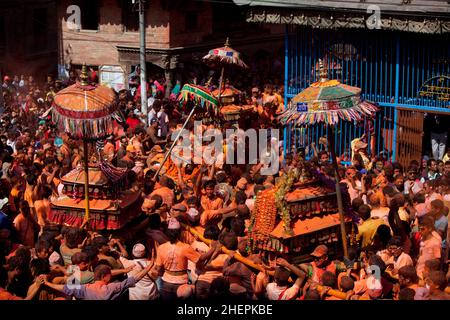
[178,83,219,113]
[155,83,219,179]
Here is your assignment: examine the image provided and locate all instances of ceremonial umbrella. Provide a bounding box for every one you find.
[154,83,218,178]
[202,38,248,104]
[52,65,119,225]
[279,60,378,257]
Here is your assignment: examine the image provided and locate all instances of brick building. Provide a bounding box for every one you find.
[0,0,58,80]
[57,0,284,93]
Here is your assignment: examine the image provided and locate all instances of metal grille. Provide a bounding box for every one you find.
[284,26,450,162]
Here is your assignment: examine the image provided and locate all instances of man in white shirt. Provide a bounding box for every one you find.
[147,95,155,113]
[119,243,159,300]
[147,100,169,138]
[265,258,306,300]
[420,159,441,183]
[340,167,362,202]
[6,133,17,154]
[404,167,423,195]
[377,236,413,276]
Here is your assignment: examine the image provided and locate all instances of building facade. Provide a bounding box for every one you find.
[0,0,58,79]
[57,0,284,93]
[234,0,450,166]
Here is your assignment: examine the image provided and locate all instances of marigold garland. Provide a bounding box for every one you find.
[274,168,299,236]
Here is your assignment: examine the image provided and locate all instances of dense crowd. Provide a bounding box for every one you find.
[0,66,449,301]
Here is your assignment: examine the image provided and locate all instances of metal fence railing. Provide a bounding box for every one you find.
[284,26,450,162]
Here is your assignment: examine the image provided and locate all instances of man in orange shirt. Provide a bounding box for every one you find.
[200,180,224,226]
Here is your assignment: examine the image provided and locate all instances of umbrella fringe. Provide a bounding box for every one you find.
[278,100,378,126]
[52,110,118,140]
[202,49,248,69]
[178,84,219,114]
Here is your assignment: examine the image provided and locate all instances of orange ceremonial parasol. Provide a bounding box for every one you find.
[52,65,119,225]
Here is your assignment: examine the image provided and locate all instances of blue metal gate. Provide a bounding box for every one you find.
[284,26,450,162]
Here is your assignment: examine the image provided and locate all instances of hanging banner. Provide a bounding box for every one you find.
[99,65,126,92]
[296,102,308,112]
[418,75,450,102]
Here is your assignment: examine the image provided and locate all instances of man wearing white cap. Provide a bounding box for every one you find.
[119,243,159,300]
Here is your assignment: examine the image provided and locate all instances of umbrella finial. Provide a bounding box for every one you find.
[80,63,89,86]
[318,59,329,82]
[224,37,230,47]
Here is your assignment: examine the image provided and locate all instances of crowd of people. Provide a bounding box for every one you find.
[0,65,449,301]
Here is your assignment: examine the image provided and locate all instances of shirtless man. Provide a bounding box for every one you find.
[145,118,166,151]
[200,180,237,227]
[150,176,175,208]
[60,133,71,163]
[34,185,52,235]
[103,135,116,162]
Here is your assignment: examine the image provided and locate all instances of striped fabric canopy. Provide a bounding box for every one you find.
[178,84,219,114]
[202,38,248,69]
[279,67,378,126]
[52,82,118,140]
[52,66,118,140]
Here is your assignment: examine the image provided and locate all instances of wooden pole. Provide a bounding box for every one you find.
[186,224,265,273]
[327,125,349,258]
[215,37,230,107]
[369,119,376,157]
[83,139,90,227]
[216,66,225,107]
[153,104,197,180]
